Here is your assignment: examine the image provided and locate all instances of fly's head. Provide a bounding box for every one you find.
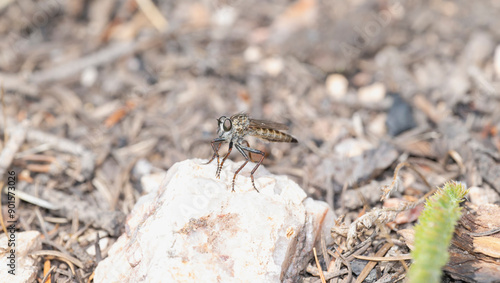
[217,116,234,141]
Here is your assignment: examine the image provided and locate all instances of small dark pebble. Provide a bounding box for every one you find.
[350,259,378,282]
[386,94,416,136]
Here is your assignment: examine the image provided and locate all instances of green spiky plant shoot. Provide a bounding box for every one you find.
[408,181,469,283]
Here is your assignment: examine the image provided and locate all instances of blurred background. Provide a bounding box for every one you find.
[1,0,500,281]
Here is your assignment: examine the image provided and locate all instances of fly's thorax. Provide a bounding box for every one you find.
[230,114,250,139]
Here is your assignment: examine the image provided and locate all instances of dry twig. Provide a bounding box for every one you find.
[380,161,431,201]
[333,161,436,248]
[3,187,59,210]
[29,250,83,270]
[136,0,169,32]
[353,254,412,262]
[29,36,164,84]
[25,127,95,180]
[0,122,28,178]
[41,265,56,283]
[313,247,327,283]
[355,243,393,283]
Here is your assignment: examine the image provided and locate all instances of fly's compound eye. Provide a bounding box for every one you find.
[217,116,227,125]
[223,119,232,131]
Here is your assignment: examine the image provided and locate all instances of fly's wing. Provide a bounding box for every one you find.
[249,118,289,131]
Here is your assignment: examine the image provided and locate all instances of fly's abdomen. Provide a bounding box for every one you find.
[250,127,298,143]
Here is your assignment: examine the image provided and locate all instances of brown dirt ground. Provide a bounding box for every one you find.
[1,0,500,282]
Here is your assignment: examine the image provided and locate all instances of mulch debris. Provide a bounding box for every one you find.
[1,0,500,282]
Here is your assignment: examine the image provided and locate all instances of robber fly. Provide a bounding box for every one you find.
[206,113,298,192]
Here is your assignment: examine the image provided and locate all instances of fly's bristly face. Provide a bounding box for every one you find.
[217,116,234,141]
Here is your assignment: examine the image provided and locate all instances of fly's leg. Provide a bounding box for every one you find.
[205,138,225,179]
[217,141,233,178]
[205,138,224,165]
[238,144,265,193]
[233,144,250,192]
[242,140,255,162]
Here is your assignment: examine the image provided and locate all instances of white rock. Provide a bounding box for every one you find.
[94,159,334,283]
[261,57,284,77]
[0,231,41,282]
[212,6,238,27]
[358,82,386,103]
[80,66,98,87]
[468,186,500,206]
[132,158,153,181]
[139,168,166,194]
[326,74,348,99]
[334,138,374,158]
[244,46,262,63]
[86,235,109,256]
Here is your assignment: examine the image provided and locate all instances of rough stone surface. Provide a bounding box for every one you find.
[94,159,335,282]
[0,231,41,283]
